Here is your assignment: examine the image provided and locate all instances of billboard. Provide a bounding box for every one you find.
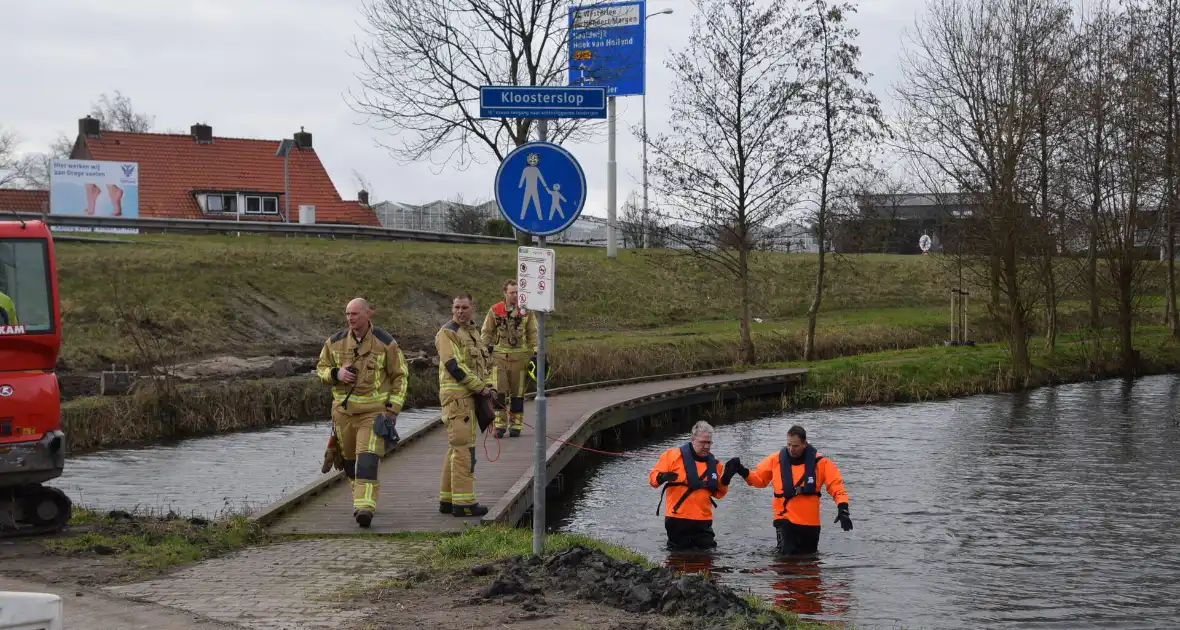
[49,159,140,218]
[568,1,646,97]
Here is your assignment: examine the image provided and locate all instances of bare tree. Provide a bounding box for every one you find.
[89,90,155,133]
[799,0,887,361]
[893,0,1074,381]
[1062,1,1120,333]
[348,0,601,171]
[648,0,812,365]
[620,191,644,249]
[1147,0,1180,336]
[1093,3,1163,374]
[444,194,490,234]
[0,127,21,189]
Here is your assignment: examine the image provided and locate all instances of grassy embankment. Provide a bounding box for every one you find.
[46,508,826,629]
[54,233,1177,452]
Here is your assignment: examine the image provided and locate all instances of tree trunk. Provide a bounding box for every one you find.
[1045,261,1058,350]
[738,245,756,365]
[1003,224,1030,383]
[1118,261,1136,376]
[804,246,826,362]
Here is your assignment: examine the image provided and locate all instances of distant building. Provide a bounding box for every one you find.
[55,116,378,225]
[833,192,980,254]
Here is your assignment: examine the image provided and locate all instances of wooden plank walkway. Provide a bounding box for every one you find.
[261,368,806,535]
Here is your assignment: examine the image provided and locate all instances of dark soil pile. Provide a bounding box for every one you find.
[468,545,802,629]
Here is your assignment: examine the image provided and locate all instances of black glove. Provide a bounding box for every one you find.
[655,472,678,485]
[721,457,748,485]
[834,503,853,531]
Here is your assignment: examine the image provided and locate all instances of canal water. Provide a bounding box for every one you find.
[50,376,1180,628]
[556,374,1180,629]
[50,407,442,518]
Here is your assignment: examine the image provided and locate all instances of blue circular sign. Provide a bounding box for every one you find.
[494,141,586,236]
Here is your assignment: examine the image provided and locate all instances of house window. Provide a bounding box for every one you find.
[243,194,280,216]
[204,194,237,214]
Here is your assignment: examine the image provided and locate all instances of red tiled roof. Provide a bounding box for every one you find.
[0,188,49,213]
[76,131,379,226]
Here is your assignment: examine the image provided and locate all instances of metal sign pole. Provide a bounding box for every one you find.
[532,118,549,558]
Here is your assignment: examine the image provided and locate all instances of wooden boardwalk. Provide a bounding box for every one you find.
[259,368,807,535]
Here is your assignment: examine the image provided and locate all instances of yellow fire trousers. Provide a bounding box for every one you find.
[439,396,478,507]
[492,352,529,431]
[332,408,382,513]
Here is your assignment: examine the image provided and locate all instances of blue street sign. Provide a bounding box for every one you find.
[480,86,607,119]
[494,142,587,236]
[568,0,646,97]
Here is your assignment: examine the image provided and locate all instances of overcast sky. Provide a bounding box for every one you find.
[2,0,927,220]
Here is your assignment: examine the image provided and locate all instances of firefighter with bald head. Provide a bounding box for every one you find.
[315,297,408,528]
[726,424,853,556]
[437,293,496,517]
[481,279,537,438]
[648,421,731,550]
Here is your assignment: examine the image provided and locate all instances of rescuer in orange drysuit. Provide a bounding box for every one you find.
[649,420,736,550]
[480,279,537,438]
[726,424,852,556]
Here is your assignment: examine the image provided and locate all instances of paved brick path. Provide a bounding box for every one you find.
[104,538,430,629]
[0,575,235,630]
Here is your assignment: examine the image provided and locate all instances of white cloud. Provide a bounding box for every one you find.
[0,0,925,219]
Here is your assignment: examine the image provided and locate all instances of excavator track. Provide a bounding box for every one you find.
[0,484,73,539]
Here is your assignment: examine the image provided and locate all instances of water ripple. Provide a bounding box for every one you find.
[556,374,1180,629]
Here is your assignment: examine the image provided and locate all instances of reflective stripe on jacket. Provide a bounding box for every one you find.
[315,325,408,415]
[436,319,494,406]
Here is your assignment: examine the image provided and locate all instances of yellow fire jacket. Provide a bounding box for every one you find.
[315,325,408,415]
[436,319,494,406]
[480,301,538,356]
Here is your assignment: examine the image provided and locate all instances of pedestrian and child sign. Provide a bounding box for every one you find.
[479,86,607,119]
[494,141,587,237]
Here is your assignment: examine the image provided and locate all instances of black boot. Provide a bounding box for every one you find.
[509,428,521,437]
[495,428,506,438]
[452,503,489,517]
[439,501,452,514]
[354,509,373,528]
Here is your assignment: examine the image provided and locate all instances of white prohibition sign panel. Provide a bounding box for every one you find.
[516,246,555,312]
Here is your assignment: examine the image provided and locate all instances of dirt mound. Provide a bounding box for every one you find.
[469,546,798,629]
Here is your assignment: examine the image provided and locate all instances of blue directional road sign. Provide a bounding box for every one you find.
[480,86,607,119]
[495,142,587,236]
[568,0,646,97]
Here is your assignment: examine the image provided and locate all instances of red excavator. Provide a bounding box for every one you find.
[0,217,73,535]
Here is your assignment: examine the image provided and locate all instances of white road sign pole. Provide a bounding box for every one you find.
[534,119,548,558]
[517,244,554,556]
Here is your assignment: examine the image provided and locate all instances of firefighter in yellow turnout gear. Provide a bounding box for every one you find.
[315,298,408,528]
[480,279,538,438]
[437,293,496,517]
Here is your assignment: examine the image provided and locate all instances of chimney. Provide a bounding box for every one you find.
[191,123,213,144]
[358,190,370,206]
[294,126,313,150]
[78,116,101,138]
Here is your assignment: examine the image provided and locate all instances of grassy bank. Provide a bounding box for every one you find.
[783,326,1180,408]
[41,507,263,579]
[57,233,1138,372]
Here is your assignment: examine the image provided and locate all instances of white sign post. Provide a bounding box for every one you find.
[516,245,554,556]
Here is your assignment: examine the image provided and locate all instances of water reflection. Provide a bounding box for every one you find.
[50,408,441,517]
[556,374,1180,629]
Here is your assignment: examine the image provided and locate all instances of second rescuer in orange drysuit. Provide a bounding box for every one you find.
[648,421,732,550]
[727,424,852,556]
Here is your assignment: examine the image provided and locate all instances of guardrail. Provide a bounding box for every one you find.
[3,212,600,248]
